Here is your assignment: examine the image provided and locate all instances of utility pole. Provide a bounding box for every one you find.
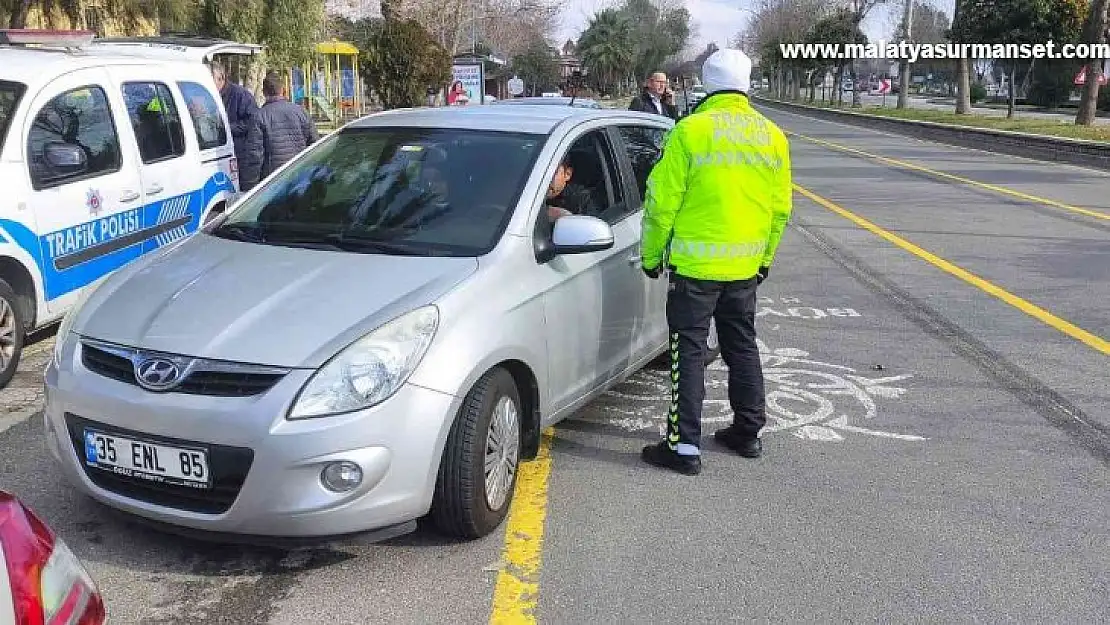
[897,0,913,108]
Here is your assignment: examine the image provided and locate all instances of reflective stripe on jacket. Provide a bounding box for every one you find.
[641,92,793,281]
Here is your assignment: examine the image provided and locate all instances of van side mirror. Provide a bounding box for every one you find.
[43,142,88,175]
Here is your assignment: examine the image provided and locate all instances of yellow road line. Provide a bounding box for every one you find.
[789,132,1110,222]
[794,184,1110,355]
[489,427,556,624]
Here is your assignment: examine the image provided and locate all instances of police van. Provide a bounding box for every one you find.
[0,30,260,387]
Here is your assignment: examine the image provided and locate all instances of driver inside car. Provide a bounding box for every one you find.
[545,153,597,221]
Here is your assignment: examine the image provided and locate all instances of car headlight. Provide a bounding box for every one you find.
[53,278,105,364]
[288,306,439,419]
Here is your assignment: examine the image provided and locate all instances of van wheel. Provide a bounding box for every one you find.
[431,367,522,539]
[0,279,25,389]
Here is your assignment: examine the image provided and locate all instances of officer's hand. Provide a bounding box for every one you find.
[643,265,661,279]
[757,265,770,285]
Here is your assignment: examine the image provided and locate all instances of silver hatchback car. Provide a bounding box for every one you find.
[44,104,720,543]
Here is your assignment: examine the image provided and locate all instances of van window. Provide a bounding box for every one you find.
[177,81,228,150]
[0,80,26,154]
[122,82,186,163]
[27,85,122,190]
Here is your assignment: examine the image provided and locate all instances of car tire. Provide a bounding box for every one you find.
[0,279,26,390]
[431,366,522,540]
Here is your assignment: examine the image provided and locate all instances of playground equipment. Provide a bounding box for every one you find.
[288,40,364,126]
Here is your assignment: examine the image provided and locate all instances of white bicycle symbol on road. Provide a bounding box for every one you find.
[603,339,926,442]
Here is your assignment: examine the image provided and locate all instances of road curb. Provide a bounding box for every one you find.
[752,95,1110,172]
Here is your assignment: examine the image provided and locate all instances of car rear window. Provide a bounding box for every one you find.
[211,127,546,256]
[0,80,27,154]
[177,81,228,150]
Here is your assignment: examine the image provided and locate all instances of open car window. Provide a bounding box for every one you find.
[212,127,546,256]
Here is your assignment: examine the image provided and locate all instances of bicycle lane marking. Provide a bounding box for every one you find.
[794,184,1110,356]
[489,427,555,624]
[787,132,1110,222]
[605,337,925,443]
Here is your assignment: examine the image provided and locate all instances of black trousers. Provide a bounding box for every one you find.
[665,272,766,449]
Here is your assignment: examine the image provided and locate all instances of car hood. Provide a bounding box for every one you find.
[75,234,478,368]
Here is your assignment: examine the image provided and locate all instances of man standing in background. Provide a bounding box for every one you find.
[211,62,263,191]
[629,71,678,119]
[258,72,319,179]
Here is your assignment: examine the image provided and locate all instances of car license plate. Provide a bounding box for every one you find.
[82,428,210,489]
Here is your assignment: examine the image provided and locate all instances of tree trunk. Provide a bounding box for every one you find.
[1076,61,1105,125]
[1076,0,1109,125]
[8,0,32,28]
[956,58,971,113]
[1007,64,1016,119]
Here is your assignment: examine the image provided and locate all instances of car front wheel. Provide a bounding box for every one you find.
[0,279,25,389]
[431,366,522,539]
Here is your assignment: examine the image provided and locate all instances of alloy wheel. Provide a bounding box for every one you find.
[484,395,520,511]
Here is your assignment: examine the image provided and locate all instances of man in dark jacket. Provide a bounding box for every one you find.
[628,71,678,119]
[258,73,319,178]
[211,63,263,191]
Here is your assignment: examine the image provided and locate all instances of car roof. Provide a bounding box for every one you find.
[0,37,256,88]
[0,47,208,87]
[346,105,670,134]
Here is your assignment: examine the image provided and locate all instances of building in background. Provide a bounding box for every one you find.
[559,39,581,81]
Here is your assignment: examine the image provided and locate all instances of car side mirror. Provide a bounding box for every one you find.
[43,142,88,175]
[551,215,614,255]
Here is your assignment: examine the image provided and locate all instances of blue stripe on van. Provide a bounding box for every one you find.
[0,172,236,301]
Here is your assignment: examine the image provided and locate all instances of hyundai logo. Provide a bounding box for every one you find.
[134,357,184,390]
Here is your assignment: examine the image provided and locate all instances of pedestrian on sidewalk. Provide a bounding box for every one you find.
[638,48,794,475]
[210,62,263,191]
[257,72,319,179]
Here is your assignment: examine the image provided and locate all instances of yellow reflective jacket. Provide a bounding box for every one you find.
[641,92,793,281]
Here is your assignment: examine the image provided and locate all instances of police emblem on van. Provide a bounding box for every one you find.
[87,188,103,216]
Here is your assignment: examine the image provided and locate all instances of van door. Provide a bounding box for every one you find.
[20,67,146,315]
[106,68,200,253]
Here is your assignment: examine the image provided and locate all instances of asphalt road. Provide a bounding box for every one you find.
[2,106,1109,623]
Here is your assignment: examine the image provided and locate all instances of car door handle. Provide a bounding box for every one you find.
[120,190,140,203]
[145,184,164,195]
[628,254,641,264]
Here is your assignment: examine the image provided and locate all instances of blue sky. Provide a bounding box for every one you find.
[554,0,958,54]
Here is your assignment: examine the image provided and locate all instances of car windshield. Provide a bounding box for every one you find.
[0,80,27,154]
[211,127,545,256]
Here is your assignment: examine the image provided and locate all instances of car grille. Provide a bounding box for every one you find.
[65,414,254,515]
[80,340,288,397]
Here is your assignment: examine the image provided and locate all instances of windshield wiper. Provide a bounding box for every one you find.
[323,234,433,256]
[212,223,266,243]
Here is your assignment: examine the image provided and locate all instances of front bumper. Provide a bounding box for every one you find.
[44,338,462,539]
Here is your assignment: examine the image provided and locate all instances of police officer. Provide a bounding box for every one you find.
[639,48,793,475]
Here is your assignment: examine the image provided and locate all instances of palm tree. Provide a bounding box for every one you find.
[577,9,633,95]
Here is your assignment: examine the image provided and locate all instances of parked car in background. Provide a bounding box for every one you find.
[494,96,601,109]
[0,30,258,389]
